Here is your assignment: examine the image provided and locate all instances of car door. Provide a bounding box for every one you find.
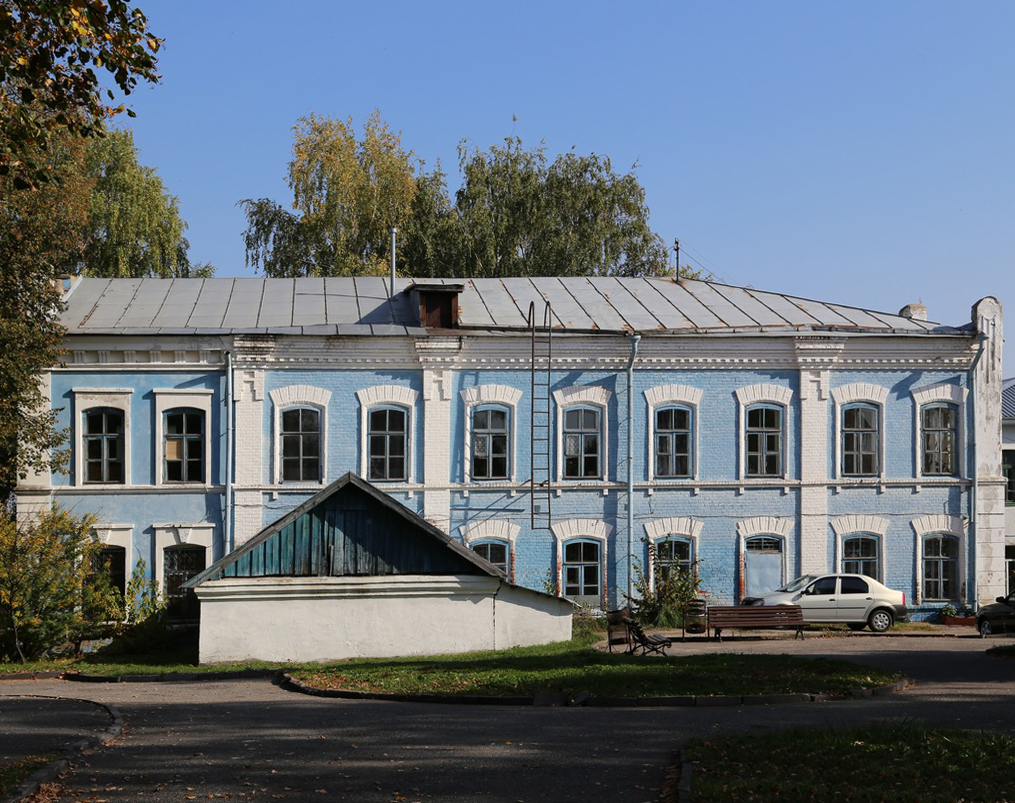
[835,575,872,623]
[797,575,839,622]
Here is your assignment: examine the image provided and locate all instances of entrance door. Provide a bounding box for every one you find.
[744,537,783,599]
[165,546,205,619]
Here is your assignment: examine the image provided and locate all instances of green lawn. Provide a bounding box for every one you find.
[685,722,1015,803]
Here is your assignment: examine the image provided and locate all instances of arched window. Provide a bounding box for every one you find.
[471,540,509,576]
[654,406,692,478]
[281,407,321,482]
[921,403,958,476]
[745,405,783,477]
[471,405,510,480]
[923,535,959,600]
[369,406,408,481]
[842,535,879,578]
[83,408,125,484]
[164,545,206,619]
[562,539,601,604]
[563,406,601,479]
[842,403,879,476]
[164,408,205,483]
[654,537,693,583]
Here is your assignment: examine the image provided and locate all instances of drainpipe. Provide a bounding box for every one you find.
[389,227,397,298]
[626,332,641,601]
[968,331,988,611]
[225,351,234,553]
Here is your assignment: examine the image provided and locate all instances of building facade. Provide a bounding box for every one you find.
[16,276,1006,619]
[1003,377,1015,592]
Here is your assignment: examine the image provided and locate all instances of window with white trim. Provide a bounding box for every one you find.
[83,408,125,483]
[471,540,509,575]
[1004,449,1015,506]
[842,403,878,476]
[280,407,321,482]
[745,404,783,477]
[164,408,205,483]
[654,537,693,583]
[563,406,601,479]
[923,534,959,600]
[471,405,510,480]
[842,535,879,578]
[369,406,408,481]
[655,406,692,478]
[921,403,958,476]
[562,539,601,603]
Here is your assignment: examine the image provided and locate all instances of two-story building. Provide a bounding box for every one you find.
[16,276,1006,620]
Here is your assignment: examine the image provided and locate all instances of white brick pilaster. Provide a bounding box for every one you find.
[233,489,264,546]
[234,368,265,486]
[416,338,462,533]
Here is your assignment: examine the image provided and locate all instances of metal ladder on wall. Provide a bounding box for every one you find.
[529,301,553,531]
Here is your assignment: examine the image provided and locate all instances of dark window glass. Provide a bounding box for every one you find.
[655,537,692,584]
[563,407,601,479]
[840,576,870,594]
[83,408,125,484]
[842,404,879,476]
[655,407,692,478]
[922,404,958,475]
[472,406,510,480]
[1003,450,1015,505]
[746,536,782,553]
[923,535,959,600]
[746,405,782,477]
[810,576,837,595]
[164,546,205,619]
[281,408,321,482]
[91,546,127,597]
[473,541,508,575]
[843,535,879,578]
[368,407,408,481]
[563,540,601,600]
[165,408,204,483]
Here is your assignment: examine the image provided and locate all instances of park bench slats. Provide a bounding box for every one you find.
[708,605,805,641]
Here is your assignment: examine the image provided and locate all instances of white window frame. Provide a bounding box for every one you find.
[551,518,611,603]
[154,389,214,487]
[735,384,793,481]
[152,522,215,597]
[831,383,889,481]
[553,386,611,483]
[460,519,520,581]
[911,382,968,480]
[644,516,703,590]
[461,384,523,483]
[269,385,331,485]
[73,388,133,487]
[911,514,966,604]
[355,385,419,484]
[644,385,703,483]
[830,514,889,582]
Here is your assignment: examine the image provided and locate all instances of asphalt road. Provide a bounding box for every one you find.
[3,633,1015,803]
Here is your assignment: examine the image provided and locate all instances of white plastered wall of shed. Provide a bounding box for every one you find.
[193,575,573,664]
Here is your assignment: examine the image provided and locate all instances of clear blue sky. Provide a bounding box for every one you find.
[122,1,1013,373]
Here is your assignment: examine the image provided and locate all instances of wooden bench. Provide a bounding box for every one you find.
[623,617,672,656]
[707,605,805,641]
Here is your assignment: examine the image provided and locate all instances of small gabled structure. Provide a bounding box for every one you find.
[188,473,573,663]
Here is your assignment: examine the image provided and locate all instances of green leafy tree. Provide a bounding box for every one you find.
[242,111,422,277]
[0,0,161,189]
[0,506,119,662]
[0,130,88,508]
[78,128,213,278]
[624,540,705,628]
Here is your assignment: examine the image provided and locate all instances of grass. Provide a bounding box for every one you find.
[685,722,1015,803]
[0,753,59,797]
[289,638,903,698]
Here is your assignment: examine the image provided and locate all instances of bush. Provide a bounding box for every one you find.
[624,541,705,628]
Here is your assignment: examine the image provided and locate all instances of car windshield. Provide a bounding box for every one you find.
[776,575,818,593]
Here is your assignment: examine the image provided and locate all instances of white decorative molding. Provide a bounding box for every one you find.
[831,383,890,407]
[459,519,521,546]
[269,385,332,484]
[736,516,794,539]
[735,384,793,481]
[72,388,133,487]
[643,385,703,483]
[460,385,524,484]
[153,388,215,487]
[644,516,704,541]
[355,385,419,483]
[830,514,890,538]
[92,523,133,553]
[912,382,968,480]
[552,385,611,483]
[830,384,890,481]
[734,383,793,407]
[911,514,967,604]
[152,522,215,595]
[549,519,612,603]
[911,514,966,539]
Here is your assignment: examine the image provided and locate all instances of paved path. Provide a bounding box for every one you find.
[3,633,1015,803]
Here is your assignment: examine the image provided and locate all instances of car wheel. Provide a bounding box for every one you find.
[847,623,866,631]
[868,609,893,633]
[979,619,994,637]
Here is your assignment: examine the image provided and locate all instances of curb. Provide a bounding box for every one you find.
[280,673,913,708]
[62,669,281,683]
[3,696,122,803]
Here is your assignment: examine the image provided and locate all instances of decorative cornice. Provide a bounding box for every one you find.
[831,383,890,406]
[911,514,966,538]
[459,519,521,546]
[736,516,794,538]
[552,385,612,408]
[460,384,523,407]
[644,517,704,541]
[735,383,793,407]
[830,514,889,538]
[550,518,613,544]
[643,384,703,408]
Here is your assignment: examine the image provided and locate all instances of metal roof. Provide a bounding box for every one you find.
[1003,377,1015,421]
[61,276,965,337]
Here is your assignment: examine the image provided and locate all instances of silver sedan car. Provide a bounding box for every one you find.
[743,573,908,632]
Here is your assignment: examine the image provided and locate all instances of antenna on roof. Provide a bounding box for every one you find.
[389,227,397,298]
[673,237,681,283]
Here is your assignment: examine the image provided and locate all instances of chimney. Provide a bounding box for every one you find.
[899,303,927,322]
[409,283,465,329]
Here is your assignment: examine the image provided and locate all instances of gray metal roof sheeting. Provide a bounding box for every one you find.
[61,276,964,337]
[1003,378,1015,421]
